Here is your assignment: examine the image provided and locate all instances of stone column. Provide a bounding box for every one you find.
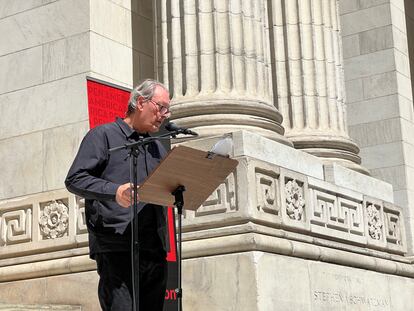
[269,0,367,173]
[155,0,291,145]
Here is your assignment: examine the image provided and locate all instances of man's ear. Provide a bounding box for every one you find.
[136,96,145,111]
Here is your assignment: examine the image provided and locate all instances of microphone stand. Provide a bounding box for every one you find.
[109,128,197,311]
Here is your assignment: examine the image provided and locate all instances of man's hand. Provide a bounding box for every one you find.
[116,183,139,208]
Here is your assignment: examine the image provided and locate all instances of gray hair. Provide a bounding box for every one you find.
[127,79,168,115]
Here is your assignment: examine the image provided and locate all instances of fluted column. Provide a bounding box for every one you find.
[156,0,291,145]
[269,0,367,173]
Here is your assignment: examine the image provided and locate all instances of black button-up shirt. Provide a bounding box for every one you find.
[65,117,168,258]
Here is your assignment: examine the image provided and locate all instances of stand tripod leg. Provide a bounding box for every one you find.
[172,185,185,311]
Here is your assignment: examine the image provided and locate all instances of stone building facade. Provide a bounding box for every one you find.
[0,0,413,310]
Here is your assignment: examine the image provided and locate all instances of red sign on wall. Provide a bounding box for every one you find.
[86,78,130,128]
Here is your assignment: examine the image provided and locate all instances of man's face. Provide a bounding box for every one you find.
[133,86,170,133]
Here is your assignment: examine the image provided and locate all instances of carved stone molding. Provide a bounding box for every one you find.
[39,200,69,239]
[0,190,88,261]
[256,170,280,216]
[383,202,407,253]
[280,169,309,231]
[309,187,365,244]
[364,198,387,249]
[76,197,87,235]
[366,204,383,240]
[195,172,237,217]
[285,180,305,221]
[0,207,32,246]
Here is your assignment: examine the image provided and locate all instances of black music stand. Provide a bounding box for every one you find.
[138,145,239,310]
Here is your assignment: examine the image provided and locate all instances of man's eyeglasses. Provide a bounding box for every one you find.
[146,99,171,118]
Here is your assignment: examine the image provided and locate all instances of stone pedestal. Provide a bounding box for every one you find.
[177,131,413,310]
[184,251,414,311]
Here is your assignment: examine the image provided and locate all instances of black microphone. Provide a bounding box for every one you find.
[165,122,198,136]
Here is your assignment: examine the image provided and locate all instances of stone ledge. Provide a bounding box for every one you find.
[0,304,80,311]
[182,232,414,278]
[324,162,394,202]
[0,255,95,282]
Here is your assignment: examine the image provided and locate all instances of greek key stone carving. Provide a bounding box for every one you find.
[339,198,364,236]
[385,212,401,245]
[383,203,405,253]
[195,172,236,216]
[285,180,305,220]
[256,171,279,215]
[310,187,365,243]
[76,197,87,235]
[366,204,382,240]
[39,201,69,239]
[0,208,32,245]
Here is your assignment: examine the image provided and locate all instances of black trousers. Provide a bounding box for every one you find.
[95,252,168,311]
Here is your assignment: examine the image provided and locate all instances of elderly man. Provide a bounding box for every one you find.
[65,79,171,311]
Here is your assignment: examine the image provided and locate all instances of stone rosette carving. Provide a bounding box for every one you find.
[366,204,382,240]
[285,180,305,220]
[39,201,69,239]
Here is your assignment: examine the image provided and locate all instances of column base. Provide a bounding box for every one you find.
[286,133,370,175]
[170,98,293,147]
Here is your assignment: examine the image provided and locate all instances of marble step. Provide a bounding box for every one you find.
[0,304,80,311]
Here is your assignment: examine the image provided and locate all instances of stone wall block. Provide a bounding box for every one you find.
[42,121,89,192]
[342,34,361,59]
[390,3,407,33]
[309,260,392,310]
[344,48,395,81]
[0,0,44,19]
[344,78,364,103]
[340,4,391,36]
[401,119,414,145]
[359,142,405,169]
[256,253,312,310]
[133,50,155,81]
[405,161,414,189]
[398,94,414,122]
[362,70,398,99]
[0,74,89,141]
[0,133,43,200]
[396,72,413,100]
[43,32,90,82]
[90,0,132,48]
[90,32,133,86]
[370,165,408,191]
[0,0,90,56]
[359,25,394,54]
[131,11,154,56]
[359,0,391,9]
[338,0,359,15]
[394,48,411,77]
[347,95,400,125]
[348,118,402,148]
[392,26,409,55]
[183,253,258,311]
[0,46,42,94]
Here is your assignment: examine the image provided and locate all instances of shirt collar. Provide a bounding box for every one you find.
[115,117,149,140]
